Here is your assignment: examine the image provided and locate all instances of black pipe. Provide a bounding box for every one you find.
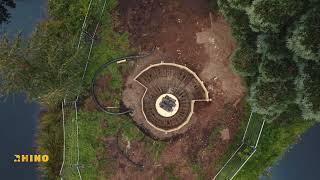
[91,49,155,115]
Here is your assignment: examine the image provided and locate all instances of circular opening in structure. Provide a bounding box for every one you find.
[155,94,180,117]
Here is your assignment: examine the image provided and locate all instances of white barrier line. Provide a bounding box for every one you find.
[60,0,94,178]
[230,149,257,180]
[80,0,107,81]
[255,119,266,148]
[77,0,94,49]
[213,111,267,180]
[59,101,66,176]
[242,111,253,142]
[213,143,244,180]
[73,1,108,180]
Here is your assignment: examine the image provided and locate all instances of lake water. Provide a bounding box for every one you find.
[0,0,319,180]
[0,0,46,179]
[261,123,320,180]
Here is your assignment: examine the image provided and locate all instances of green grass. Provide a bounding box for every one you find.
[36,111,63,180]
[191,163,206,180]
[62,109,144,179]
[235,106,314,180]
[145,138,167,162]
[214,104,314,180]
[208,125,225,150]
[161,164,181,180]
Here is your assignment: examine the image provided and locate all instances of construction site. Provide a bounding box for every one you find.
[61,0,248,179]
[104,0,246,178]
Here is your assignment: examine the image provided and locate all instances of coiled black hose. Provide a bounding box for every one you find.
[91,49,155,115]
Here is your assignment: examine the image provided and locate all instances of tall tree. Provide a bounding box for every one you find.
[0,20,86,107]
[227,0,253,10]
[218,0,257,45]
[0,0,16,24]
[248,0,305,33]
[230,45,260,76]
[249,78,296,117]
[287,7,320,62]
[296,60,320,121]
[257,33,290,60]
[259,56,297,82]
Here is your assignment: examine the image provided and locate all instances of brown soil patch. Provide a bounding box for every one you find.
[108,0,246,179]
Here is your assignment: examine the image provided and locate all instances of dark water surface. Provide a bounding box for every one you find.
[0,0,46,179]
[261,123,320,180]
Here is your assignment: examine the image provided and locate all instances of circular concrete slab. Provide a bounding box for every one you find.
[155,94,180,117]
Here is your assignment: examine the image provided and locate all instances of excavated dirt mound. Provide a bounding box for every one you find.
[110,0,246,179]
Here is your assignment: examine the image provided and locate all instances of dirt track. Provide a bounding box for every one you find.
[111,0,246,179]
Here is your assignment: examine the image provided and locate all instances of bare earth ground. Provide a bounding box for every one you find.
[104,0,246,179]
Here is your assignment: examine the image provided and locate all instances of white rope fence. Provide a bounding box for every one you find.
[59,0,109,179]
[213,111,266,180]
[59,0,94,179]
[59,100,66,179]
[73,1,107,180]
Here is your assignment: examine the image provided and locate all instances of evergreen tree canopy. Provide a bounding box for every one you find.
[0,20,85,107]
[249,79,296,115]
[231,45,260,76]
[287,7,320,62]
[259,56,297,82]
[218,0,257,45]
[227,0,253,10]
[296,60,320,121]
[257,33,290,60]
[248,0,305,33]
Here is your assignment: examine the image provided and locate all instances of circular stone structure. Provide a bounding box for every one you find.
[134,62,210,134]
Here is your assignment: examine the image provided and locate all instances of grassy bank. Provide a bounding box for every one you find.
[34,0,133,179]
[213,0,318,179]
[215,104,314,179]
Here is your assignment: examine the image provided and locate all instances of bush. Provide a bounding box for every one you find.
[231,45,260,76]
[259,56,298,82]
[287,7,320,62]
[248,0,305,33]
[249,78,296,116]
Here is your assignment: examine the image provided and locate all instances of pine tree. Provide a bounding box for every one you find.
[0,20,85,107]
[248,0,305,33]
[296,60,320,121]
[257,33,290,60]
[227,0,253,10]
[218,0,257,45]
[287,7,320,62]
[249,78,296,116]
[231,45,260,76]
[259,56,298,82]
